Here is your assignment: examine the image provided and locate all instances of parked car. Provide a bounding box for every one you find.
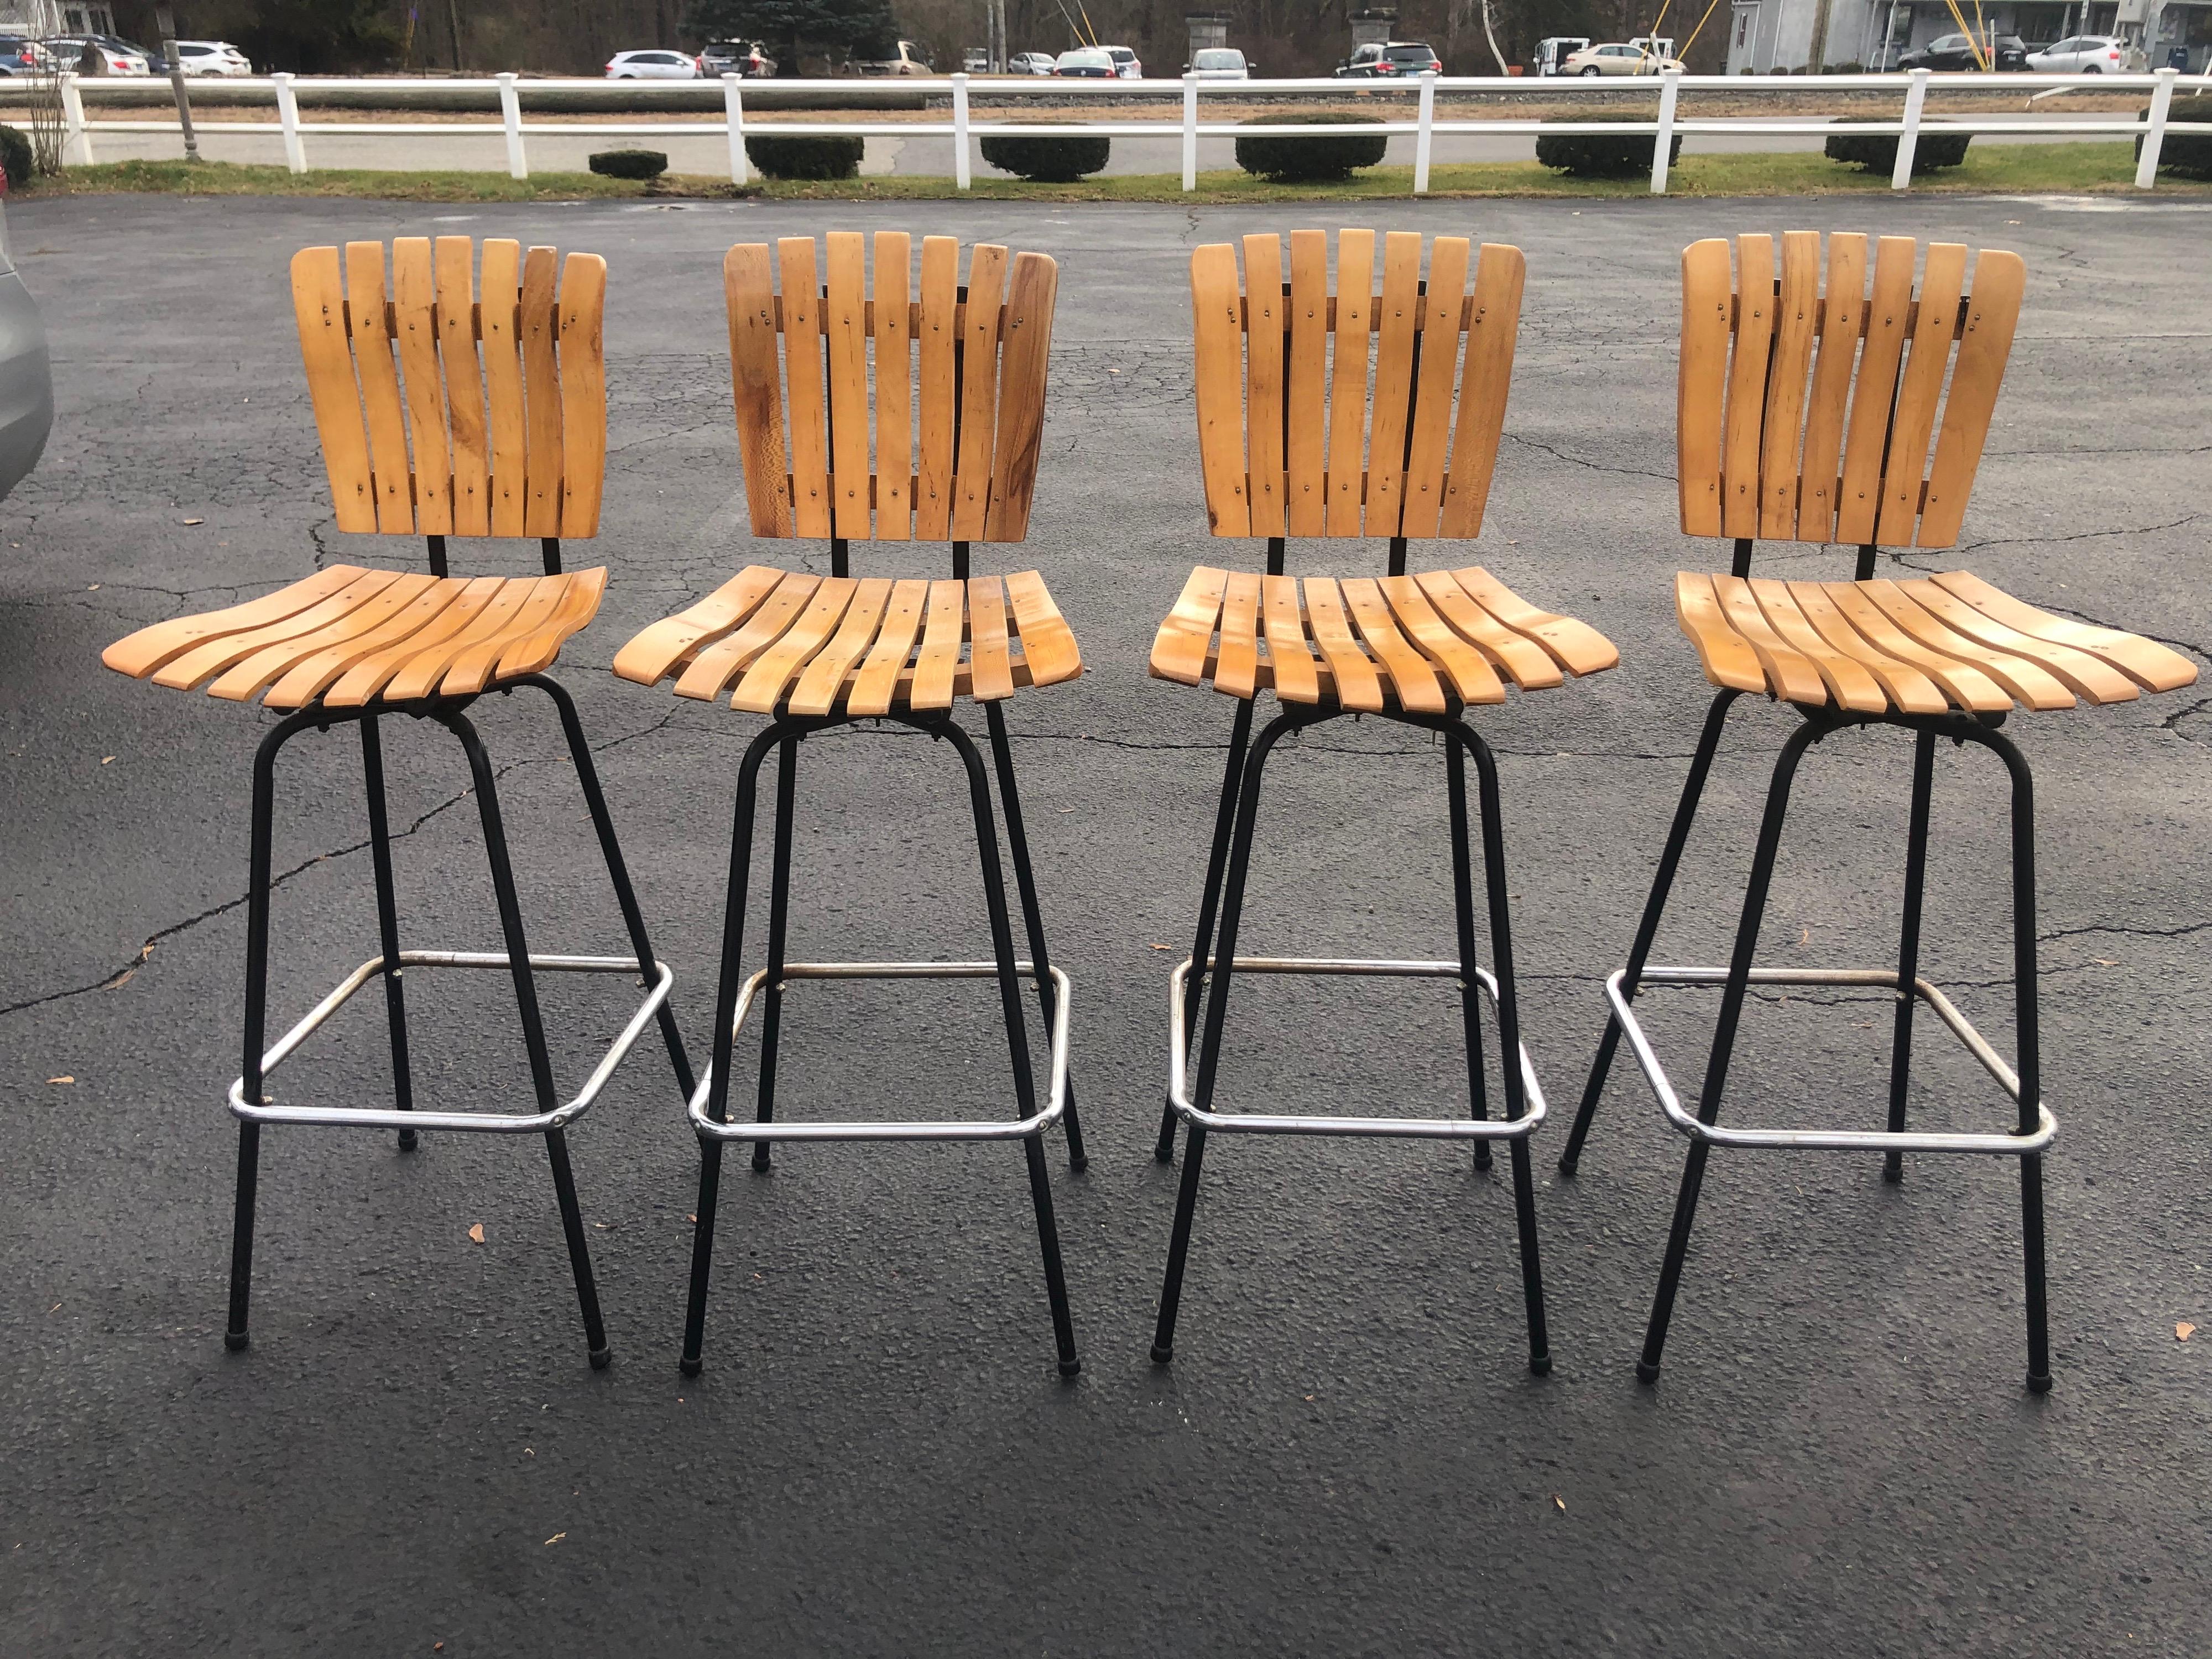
[849,40,933,75]
[171,39,253,75]
[604,48,701,79]
[2027,33,2126,70]
[0,201,52,503]
[1010,50,1057,74]
[1186,46,1250,79]
[1053,47,1115,76]
[1900,32,2029,70]
[50,35,151,74]
[700,39,775,77]
[0,35,54,74]
[1560,40,1684,74]
[1335,40,1443,76]
[1102,45,1142,77]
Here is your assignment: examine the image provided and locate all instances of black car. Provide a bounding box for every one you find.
[1900,31,2029,70]
[1335,40,1443,76]
[700,38,775,76]
[0,35,50,74]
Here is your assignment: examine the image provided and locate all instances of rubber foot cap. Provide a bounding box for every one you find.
[679,1357,702,1379]
[224,1331,249,1353]
[1153,1144,1175,1164]
[1529,1353,1552,1376]
[1635,1358,1662,1385]
[398,1130,419,1152]
[1068,1154,1089,1175]
[2026,1370,2053,1395]
[750,1151,771,1173]
[1058,1356,1082,1378]
[1149,1342,1173,1365]
[1473,1148,1493,1172]
[1556,1157,1579,1180]
[589,1346,612,1371]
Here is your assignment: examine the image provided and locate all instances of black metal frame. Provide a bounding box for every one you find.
[676,540,1086,1381]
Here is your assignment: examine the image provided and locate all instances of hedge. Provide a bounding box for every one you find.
[979,134,1111,181]
[1533,111,1679,179]
[1233,111,1387,182]
[745,133,863,180]
[588,149,667,181]
[0,124,27,190]
[2137,102,2212,178]
[1822,116,1971,174]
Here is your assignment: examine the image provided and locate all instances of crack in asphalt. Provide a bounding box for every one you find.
[1501,430,1673,483]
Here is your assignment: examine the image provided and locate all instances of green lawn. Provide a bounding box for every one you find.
[17,143,2209,204]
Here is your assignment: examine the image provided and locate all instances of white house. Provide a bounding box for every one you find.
[1725,0,2209,72]
[0,1,121,37]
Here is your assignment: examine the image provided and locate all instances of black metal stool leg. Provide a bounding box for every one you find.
[1458,723,1551,1374]
[1638,718,1824,1384]
[359,714,419,1153]
[1158,697,1256,1162]
[440,707,609,1369]
[983,699,1086,1173]
[750,735,801,1173]
[1152,709,1301,1364]
[1561,687,1743,1177]
[1884,729,1938,1185]
[1444,719,1495,1174]
[680,723,785,1378]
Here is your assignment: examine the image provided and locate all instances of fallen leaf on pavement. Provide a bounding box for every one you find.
[181,517,204,526]
[2179,1322,2196,1342]
[467,1223,486,1244]
[1553,1495,1567,1511]
[100,756,114,765]
[47,1076,73,1085]
[544,1532,565,1546]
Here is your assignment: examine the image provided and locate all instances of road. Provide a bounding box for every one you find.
[2,194,2210,1655]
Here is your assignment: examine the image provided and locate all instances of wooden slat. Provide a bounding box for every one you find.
[873,232,915,540]
[1916,249,2025,550]
[724,243,792,537]
[493,564,607,681]
[1757,231,1820,541]
[964,575,1015,701]
[1794,232,1866,546]
[950,243,1008,540]
[1451,566,1618,677]
[907,578,968,709]
[1379,573,1504,703]
[519,246,564,538]
[1928,570,2198,692]
[675,570,819,701]
[1746,576,1885,712]
[984,251,1057,542]
[150,570,405,689]
[1437,243,1523,540]
[345,241,415,535]
[1190,241,1250,538]
[1302,577,1383,711]
[1834,235,1916,545]
[1711,573,1826,704]
[1260,572,1320,702]
[1214,570,1262,698]
[480,239,528,537]
[1719,233,1774,540]
[914,236,960,540]
[1361,232,1424,537]
[779,237,833,539]
[1004,570,1080,687]
[1782,578,1947,714]
[1874,242,1965,548]
[1819,581,2012,712]
[556,252,607,539]
[823,232,873,538]
[1896,578,2137,703]
[379,574,546,703]
[1151,564,1229,685]
[325,577,507,706]
[1342,575,1443,711]
[614,565,785,685]
[290,248,378,533]
[104,565,367,679]
[733,576,858,712]
[850,577,932,714]
[786,576,893,715]
[1676,238,1733,538]
[434,236,491,536]
[444,572,574,695]
[1858,578,2073,709]
[1241,234,1287,537]
[1399,236,1468,540]
[1284,229,1329,538]
[1412,567,1559,688]
[1322,231,1376,537]
[1674,572,1768,693]
[246,576,470,707]
[390,238,452,536]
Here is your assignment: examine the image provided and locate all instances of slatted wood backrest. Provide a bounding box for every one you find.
[1191,229,1524,541]
[725,233,1059,544]
[1678,232,2025,551]
[291,236,608,541]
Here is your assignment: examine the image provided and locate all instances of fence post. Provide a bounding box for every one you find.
[723,72,748,185]
[497,71,526,180]
[2136,65,2179,188]
[58,71,90,166]
[952,71,971,190]
[1651,65,1681,194]
[1182,71,1198,191]
[1414,70,1436,194]
[1892,66,1928,190]
[272,71,306,174]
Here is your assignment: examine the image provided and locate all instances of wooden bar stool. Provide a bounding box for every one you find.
[1555,232,2197,1391]
[101,237,693,1368]
[612,233,1086,1379]
[1144,229,1620,1373]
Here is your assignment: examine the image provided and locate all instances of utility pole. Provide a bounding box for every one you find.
[153,2,197,161]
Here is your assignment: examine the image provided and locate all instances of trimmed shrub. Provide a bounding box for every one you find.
[0,124,28,190]
[588,148,667,181]
[1234,111,1387,182]
[744,133,863,180]
[1823,115,1971,173]
[979,134,1111,181]
[1534,111,1680,179]
[2137,102,2212,178]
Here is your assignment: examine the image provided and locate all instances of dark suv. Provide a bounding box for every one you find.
[1900,32,2029,70]
[1335,40,1443,76]
[0,35,50,74]
[700,38,776,76]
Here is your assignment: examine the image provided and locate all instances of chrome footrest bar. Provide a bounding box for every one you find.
[1168,956,1547,1140]
[1606,966,2056,1154]
[228,950,675,1134]
[687,960,1072,1144]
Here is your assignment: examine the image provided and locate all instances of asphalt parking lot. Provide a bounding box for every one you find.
[2,193,2209,1655]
